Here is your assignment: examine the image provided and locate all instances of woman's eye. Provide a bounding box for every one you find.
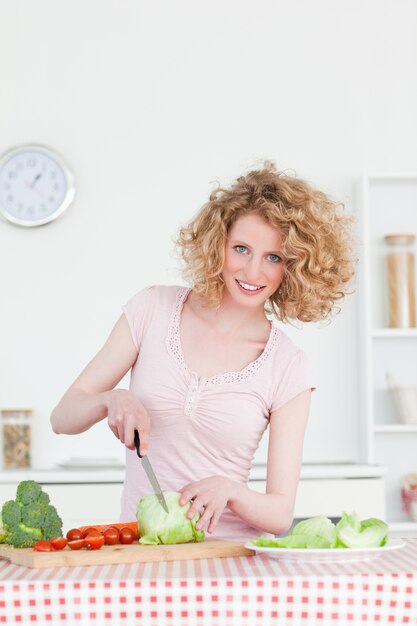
[267,254,281,263]
[234,245,248,254]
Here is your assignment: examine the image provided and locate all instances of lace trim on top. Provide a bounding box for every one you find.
[166,287,280,386]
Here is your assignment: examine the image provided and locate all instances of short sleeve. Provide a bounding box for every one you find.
[121,286,156,352]
[270,350,316,413]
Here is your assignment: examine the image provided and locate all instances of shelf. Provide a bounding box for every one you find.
[359,175,417,525]
[374,424,417,433]
[372,329,417,338]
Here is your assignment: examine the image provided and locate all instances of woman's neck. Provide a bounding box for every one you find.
[188,289,270,341]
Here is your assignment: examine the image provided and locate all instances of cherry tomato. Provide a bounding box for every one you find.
[34,540,52,552]
[119,527,135,544]
[103,527,119,545]
[66,528,83,541]
[67,538,85,550]
[81,527,101,539]
[51,537,67,550]
[84,534,105,550]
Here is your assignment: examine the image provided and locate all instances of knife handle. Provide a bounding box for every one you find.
[134,429,143,458]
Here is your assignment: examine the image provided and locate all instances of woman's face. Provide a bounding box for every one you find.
[222,213,286,309]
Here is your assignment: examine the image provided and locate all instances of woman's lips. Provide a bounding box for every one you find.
[235,279,266,295]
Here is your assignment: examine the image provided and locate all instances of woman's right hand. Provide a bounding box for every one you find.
[106,388,150,454]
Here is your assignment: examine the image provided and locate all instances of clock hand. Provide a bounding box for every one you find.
[30,172,42,188]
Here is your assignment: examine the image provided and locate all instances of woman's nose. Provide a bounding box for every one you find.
[245,256,263,281]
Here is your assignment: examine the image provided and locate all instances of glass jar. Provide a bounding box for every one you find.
[1,409,32,469]
[384,233,416,328]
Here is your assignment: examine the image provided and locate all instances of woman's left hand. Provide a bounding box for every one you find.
[179,476,238,534]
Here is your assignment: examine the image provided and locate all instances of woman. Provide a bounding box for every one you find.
[51,162,355,539]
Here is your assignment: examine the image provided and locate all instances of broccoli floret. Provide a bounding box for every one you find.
[16,480,42,505]
[0,513,8,543]
[2,500,22,528]
[38,491,50,506]
[43,524,63,541]
[43,505,63,539]
[21,501,46,528]
[5,523,42,548]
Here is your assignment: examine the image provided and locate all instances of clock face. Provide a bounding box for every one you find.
[0,145,75,227]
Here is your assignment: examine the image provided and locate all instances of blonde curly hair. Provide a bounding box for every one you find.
[176,162,356,323]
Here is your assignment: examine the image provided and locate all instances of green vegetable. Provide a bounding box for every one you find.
[336,513,388,548]
[1,500,22,528]
[1,480,63,548]
[0,514,8,543]
[137,491,205,545]
[290,514,337,548]
[251,512,389,550]
[5,524,43,548]
[16,480,42,505]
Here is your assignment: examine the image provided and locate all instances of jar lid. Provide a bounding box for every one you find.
[384,234,416,245]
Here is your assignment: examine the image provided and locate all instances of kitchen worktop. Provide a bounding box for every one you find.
[0,462,386,484]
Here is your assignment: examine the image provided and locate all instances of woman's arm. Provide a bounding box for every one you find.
[50,314,151,453]
[180,389,311,535]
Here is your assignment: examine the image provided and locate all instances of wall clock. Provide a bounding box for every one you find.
[0,144,75,227]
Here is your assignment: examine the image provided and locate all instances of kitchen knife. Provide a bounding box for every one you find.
[134,429,169,514]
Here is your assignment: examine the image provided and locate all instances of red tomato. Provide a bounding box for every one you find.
[67,538,85,550]
[103,527,119,545]
[119,527,135,544]
[51,537,67,550]
[81,527,101,538]
[34,540,52,552]
[84,534,105,550]
[66,528,83,541]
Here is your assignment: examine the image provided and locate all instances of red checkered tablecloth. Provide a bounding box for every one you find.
[0,539,416,626]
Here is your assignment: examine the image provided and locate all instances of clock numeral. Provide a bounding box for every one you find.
[3,183,11,190]
[27,159,37,168]
[40,203,47,212]
[49,196,55,203]
[15,162,23,171]
[53,183,59,191]
[6,194,14,203]
[28,206,34,214]
[17,202,23,212]
[8,170,15,179]
[50,171,57,180]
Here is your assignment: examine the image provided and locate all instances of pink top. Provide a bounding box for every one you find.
[120,285,314,539]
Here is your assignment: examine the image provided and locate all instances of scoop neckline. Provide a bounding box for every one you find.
[166,286,279,386]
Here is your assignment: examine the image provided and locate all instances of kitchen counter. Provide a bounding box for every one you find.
[0,462,386,484]
[0,538,416,626]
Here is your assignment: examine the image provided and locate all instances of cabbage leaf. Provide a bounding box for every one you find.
[251,512,388,550]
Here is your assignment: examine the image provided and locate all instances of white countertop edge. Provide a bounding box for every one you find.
[0,463,386,484]
[250,463,387,480]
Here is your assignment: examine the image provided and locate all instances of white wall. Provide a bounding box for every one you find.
[1,0,416,469]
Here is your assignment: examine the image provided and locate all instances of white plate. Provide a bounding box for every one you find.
[244,537,406,563]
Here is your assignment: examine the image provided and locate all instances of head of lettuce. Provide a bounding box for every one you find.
[136,492,205,545]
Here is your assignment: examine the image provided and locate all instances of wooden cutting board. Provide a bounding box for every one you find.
[0,539,255,569]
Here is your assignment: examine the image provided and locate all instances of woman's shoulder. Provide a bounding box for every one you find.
[271,324,310,367]
[126,284,186,307]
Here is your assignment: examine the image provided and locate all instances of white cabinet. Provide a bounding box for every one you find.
[251,478,386,520]
[358,175,417,532]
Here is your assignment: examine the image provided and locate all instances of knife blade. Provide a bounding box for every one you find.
[134,429,169,514]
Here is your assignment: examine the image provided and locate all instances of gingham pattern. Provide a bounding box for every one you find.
[1,539,416,626]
